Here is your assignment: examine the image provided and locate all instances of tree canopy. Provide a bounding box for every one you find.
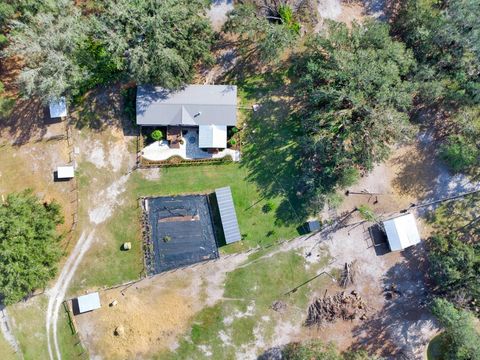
[96,0,213,88]
[294,20,416,201]
[431,298,480,360]
[392,0,480,106]
[0,190,63,305]
[224,2,302,63]
[5,1,89,101]
[428,193,480,306]
[4,0,214,101]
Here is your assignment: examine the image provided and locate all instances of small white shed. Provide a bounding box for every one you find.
[382,213,421,252]
[49,97,67,118]
[77,292,101,314]
[56,166,75,179]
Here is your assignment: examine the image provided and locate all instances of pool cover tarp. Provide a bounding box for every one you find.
[147,195,219,273]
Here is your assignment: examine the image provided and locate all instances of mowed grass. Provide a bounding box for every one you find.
[68,161,144,296]
[8,295,81,360]
[70,162,302,294]
[156,249,331,359]
[0,331,18,360]
[9,296,49,360]
[131,164,302,252]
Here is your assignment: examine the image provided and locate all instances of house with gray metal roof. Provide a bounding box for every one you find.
[136,85,237,149]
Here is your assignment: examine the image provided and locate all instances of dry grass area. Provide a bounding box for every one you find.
[75,263,223,359]
[0,112,75,234]
[76,277,199,359]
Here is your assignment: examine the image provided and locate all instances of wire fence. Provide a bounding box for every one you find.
[62,301,89,359]
[62,122,79,251]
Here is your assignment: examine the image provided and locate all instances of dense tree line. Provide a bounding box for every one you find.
[0,190,63,305]
[431,298,480,360]
[391,0,480,173]
[3,0,213,102]
[429,193,480,307]
[293,20,415,203]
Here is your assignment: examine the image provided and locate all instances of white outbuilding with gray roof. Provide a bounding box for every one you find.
[215,187,241,244]
[382,213,421,252]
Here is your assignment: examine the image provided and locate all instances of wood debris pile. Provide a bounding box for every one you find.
[340,261,357,288]
[305,290,367,326]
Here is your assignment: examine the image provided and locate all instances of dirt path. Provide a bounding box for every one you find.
[46,231,96,360]
[0,306,22,358]
[45,129,134,360]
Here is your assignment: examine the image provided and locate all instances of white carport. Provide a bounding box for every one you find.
[382,213,421,252]
[198,125,227,148]
[49,97,67,118]
[76,292,101,314]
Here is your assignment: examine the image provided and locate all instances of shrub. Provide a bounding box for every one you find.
[338,167,360,188]
[357,205,376,222]
[150,129,163,141]
[262,201,274,213]
[0,82,15,119]
[440,135,478,173]
[163,235,171,242]
[231,127,239,134]
[229,139,237,145]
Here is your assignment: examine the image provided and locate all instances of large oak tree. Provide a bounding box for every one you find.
[294,20,416,199]
[0,190,63,305]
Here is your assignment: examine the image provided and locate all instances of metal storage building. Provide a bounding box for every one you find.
[215,187,241,244]
[382,213,421,252]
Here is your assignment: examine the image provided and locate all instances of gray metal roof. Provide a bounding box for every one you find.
[136,85,238,126]
[215,187,241,244]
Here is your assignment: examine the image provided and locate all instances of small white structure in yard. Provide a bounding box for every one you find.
[382,213,421,252]
[77,292,101,314]
[49,97,67,118]
[56,166,74,179]
[199,124,227,148]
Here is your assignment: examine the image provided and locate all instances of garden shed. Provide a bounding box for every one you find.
[49,97,67,118]
[382,213,421,252]
[56,165,74,179]
[76,292,101,314]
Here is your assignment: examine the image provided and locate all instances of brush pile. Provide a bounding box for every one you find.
[305,290,367,326]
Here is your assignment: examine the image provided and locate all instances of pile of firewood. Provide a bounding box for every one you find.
[305,290,367,327]
[340,261,357,288]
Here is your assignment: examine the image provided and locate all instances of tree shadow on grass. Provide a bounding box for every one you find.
[349,245,436,358]
[241,95,309,226]
[0,98,50,145]
[69,83,138,137]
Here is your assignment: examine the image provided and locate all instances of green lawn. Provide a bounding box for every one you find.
[0,331,18,360]
[70,162,302,295]
[8,295,82,360]
[155,249,331,359]
[131,164,303,252]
